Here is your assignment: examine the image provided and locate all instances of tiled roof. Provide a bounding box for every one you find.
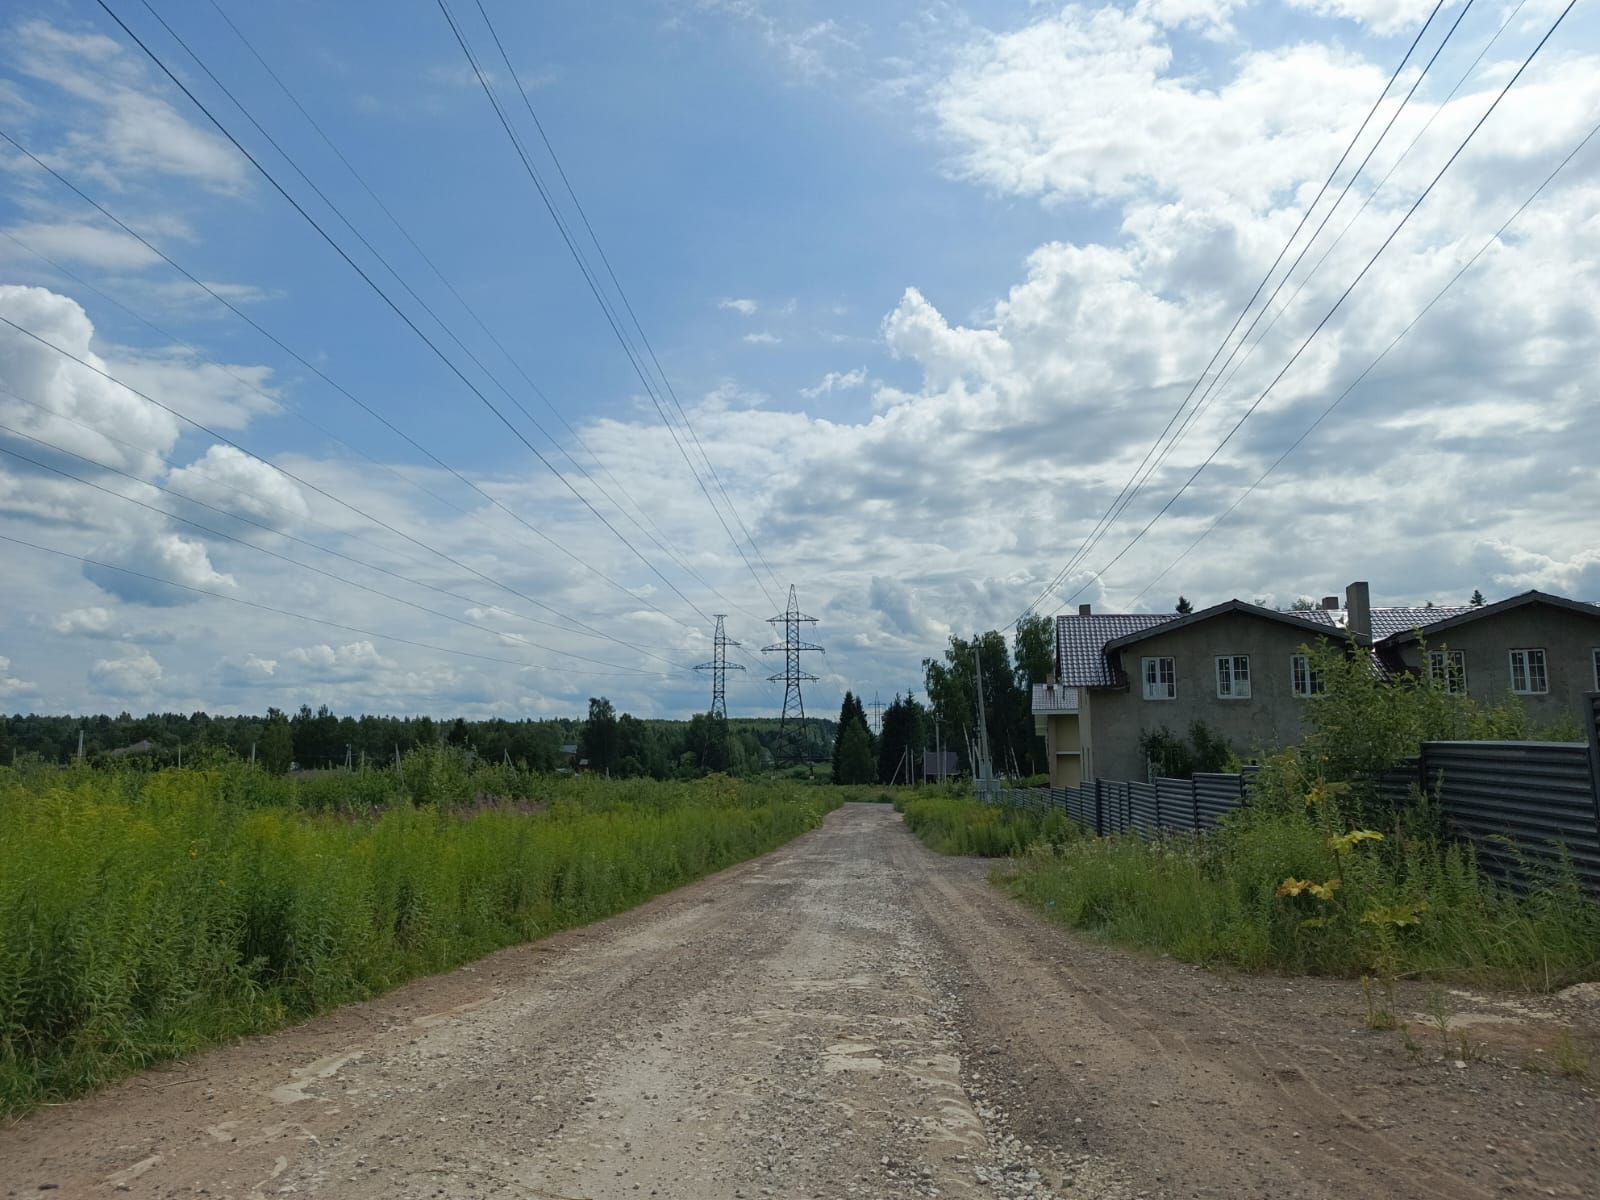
[1370,606,1473,640]
[1055,613,1178,687]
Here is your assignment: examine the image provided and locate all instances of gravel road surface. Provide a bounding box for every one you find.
[3,803,1595,1199]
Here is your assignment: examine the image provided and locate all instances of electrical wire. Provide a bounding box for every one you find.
[1046,0,1577,615]
[466,0,783,602]
[0,125,709,649]
[93,0,725,634]
[200,0,765,626]
[433,0,781,613]
[0,435,672,677]
[1127,114,1600,606]
[1015,0,1451,623]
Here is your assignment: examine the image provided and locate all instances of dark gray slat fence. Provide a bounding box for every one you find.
[1129,781,1158,836]
[1423,741,1600,893]
[1194,772,1245,829]
[1157,777,1198,832]
[975,721,1600,894]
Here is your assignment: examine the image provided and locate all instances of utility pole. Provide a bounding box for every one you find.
[76,728,84,762]
[763,586,823,767]
[973,645,993,795]
[869,693,883,737]
[693,615,745,719]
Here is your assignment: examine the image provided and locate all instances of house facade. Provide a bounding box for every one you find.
[1372,592,1600,723]
[1032,582,1600,787]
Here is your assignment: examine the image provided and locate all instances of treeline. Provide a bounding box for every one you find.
[0,704,836,779]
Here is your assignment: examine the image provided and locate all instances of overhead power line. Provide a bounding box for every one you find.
[0,436,671,677]
[434,0,781,612]
[1016,0,1451,623]
[1097,0,1481,547]
[150,0,762,629]
[0,406,677,675]
[1048,0,1578,615]
[94,0,727,634]
[466,0,784,602]
[0,124,711,648]
[1129,114,1600,606]
[0,310,687,670]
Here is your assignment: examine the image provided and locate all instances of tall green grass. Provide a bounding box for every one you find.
[1001,795,1600,989]
[0,763,836,1116]
[899,793,1079,857]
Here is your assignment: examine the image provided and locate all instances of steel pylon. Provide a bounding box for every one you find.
[692,614,744,719]
[762,585,823,766]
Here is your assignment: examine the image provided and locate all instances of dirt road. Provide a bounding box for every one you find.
[3,804,1596,1199]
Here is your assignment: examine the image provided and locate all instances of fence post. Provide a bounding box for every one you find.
[1585,693,1600,846]
[1094,778,1104,837]
[1192,778,1201,831]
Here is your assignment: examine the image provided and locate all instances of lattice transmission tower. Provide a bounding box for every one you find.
[763,585,824,765]
[693,615,744,718]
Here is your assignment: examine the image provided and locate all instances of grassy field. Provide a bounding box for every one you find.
[0,758,838,1117]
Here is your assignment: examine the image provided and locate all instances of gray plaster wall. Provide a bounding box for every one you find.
[1082,611,1345,782]
[1386,604,1600,725]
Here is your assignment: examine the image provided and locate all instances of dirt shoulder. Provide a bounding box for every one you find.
[1,804,1594,1200]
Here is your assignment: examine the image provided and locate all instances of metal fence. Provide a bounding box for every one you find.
[986,695,1600,894]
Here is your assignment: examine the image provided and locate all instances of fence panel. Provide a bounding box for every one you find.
[1194,773,1243,829]
[1156,777,1196,832]
[1423,741,1600,893]
[1129,782,1158,837]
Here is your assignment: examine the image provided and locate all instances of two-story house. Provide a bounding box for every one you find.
[1034,582,1600,786]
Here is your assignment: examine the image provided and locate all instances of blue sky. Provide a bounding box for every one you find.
[3,0,1599,720]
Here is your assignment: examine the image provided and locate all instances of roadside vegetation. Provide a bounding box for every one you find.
[905,644,1600,992]
[0,752,838,1117]
[899,791,1079,857]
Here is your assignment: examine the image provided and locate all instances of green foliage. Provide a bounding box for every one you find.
[831,692,876,783]
[836,721,876,785]
[876,693,927,785]
[900,794,1080,857]
[1175,595,1194,614]
[1004,776,1600,987]
[1137,721,1233,780]
[1294,641,1555,785]
[0,763,838,1117]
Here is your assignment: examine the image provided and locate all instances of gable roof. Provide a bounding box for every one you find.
[1103,599,1363,652]
[1056,601,1360,690]
[1055,613,1178,686]
[1374,590,1600,646]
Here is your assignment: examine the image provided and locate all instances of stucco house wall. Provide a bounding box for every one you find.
[1384,603,1600,724]
[1084,611,1346,782]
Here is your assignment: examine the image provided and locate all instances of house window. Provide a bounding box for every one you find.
[1509,648,1548,695]
[1428,650,1467,695]
[1142,656,1176,700]
[1291,654,1324,698]
[1216,655,1251,699]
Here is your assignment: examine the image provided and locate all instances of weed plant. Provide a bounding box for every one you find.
[0,761,836,1117]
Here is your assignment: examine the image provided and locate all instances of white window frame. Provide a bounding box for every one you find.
[1509,648,1548,695]
[1215,654,1251,699]
[1290,653,1324,698]
[1142,656,1176,701]
[1428,649,1467,695]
